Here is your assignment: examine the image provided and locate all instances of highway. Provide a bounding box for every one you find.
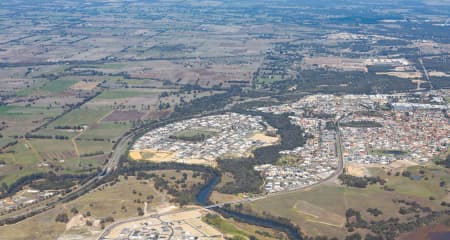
[0,126,134,224]
[0,109,227,225]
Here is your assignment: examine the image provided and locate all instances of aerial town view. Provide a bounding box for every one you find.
[0,1,449,240]
[130,113,278,166]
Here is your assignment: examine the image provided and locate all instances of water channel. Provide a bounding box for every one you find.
[196,174,303,240]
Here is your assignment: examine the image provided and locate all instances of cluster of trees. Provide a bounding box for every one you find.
[0,172,92,198]
[340,121,383,128]
[217,157,264,194]
[367,208,383,217]
[21,133,69,140]
[169,132,213,142]
[338,174,386,188]
[55,213,69,223]
[435,154,450,168]
[158,102,170,110]
[80,151,105,158]
[345,208,369,229]
[394,199,431,215]
[54,125,84,130]
[344,205,450,240]
[171,86,240,118]
[266,68,417,95]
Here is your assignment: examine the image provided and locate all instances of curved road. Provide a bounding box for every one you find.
[2,108,346,239]
[0,110,224,225]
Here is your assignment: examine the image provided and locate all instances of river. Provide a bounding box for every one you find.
[196,174,303,240]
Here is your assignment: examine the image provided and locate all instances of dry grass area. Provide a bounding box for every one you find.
[384,159,419,172]
[345,164,370,177]
[376,71,423,79]
[294,200,346,227]
[129,149,176,162]
[70,81,100,91]
[129,149,217,166]
[302,56,368,72]
[249,133,280,144]
[428,71,450,77]
[210,191,243,204]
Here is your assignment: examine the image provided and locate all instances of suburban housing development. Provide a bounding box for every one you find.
[255,92,449,192]
[130,113,279,166]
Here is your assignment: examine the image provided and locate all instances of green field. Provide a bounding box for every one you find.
[79,122,131,141]
[169,128,218,142]
[0,105,54,116]
[202,213,285,240]
[76,140,112,156]
[0,141,42,185]
[203,213,251,239]
[40,79,77,93]
[50,107,111,127]
[370,149,408,156]
[0,105,15,115]
[256,75,284,84]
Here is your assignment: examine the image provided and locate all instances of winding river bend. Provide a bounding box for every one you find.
[196,174,303,240]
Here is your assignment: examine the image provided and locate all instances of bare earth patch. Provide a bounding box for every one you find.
[345,164,369,177]
[129,149,175,161]
[249,133,280,144]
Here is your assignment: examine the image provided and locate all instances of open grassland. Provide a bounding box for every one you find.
[247,185,349,238]
[0,105,62,136]
[0,141,42,185]
[0,176,167,240]
[256,75,284,85]
[40,79,78,93]
[78,122,131,141]
[75,140,112,156]
[15,84,49,97]
[22,139,102,175]
[70,80,100,91]
[245,164,450,239]
[29,139,75,158]
[386,165,450,199]
[0,137,110,186]
[49,107,112,127]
